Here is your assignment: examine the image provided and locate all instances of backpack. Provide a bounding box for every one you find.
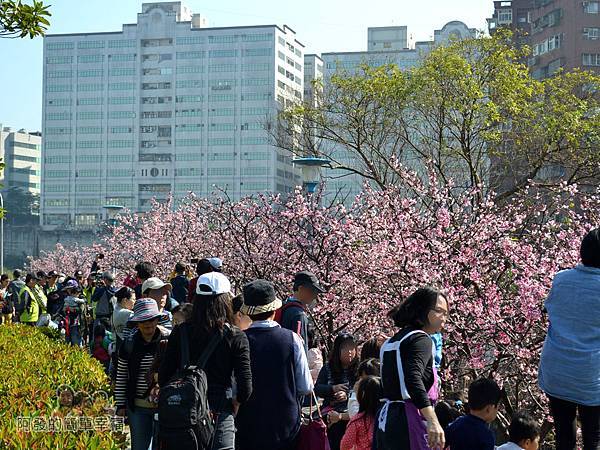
[274,300,306,333]
[95,288,116,320]
[157,325,227,450]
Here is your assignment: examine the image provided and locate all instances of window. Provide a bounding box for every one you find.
[242,107,269,116]
[76,184,101,192]
[584,1,599,13]
[241,137,269,145]
[295,48,302,58]
[78,40,105,49]
[242,93,271,101]
[77,126,102,134]
[209,79,235,89]
[278,51,285,61]
[75,214,98,226]
[47,42,74,50]
[46,170,70,178]
[47,56,73,64]
[77,169,101,177]
[110,126,133,133]
[208,64,236,73]
[78,83,104,92]
[47,98,72,107]
[139,184,171,192]
[106,184,131,192]
[176,95,203,103]
[175,168,202,176]
[176,139,202,147]
[278,36,285,46]
[110,67,136,76]
[78,55,104,63]
[110,53,136,62]
[45,127,72,135]
[13,141,39,150]
[108,155,132,162]
[143,111,172,118]
[143,67,173,75]
[177,153,203,161]
[242,78,271,86]
[175,109,202,117]
[10,154,41,163]
[583,53,600,66]
[533,33,563,55]
[109,96,135,104]
[77,97,103,106]
[209,108,234,117]
[176,36,205,45]
[77,155,102,163]
[177,66,203,74]
[45,199,70,207]
[177,79,204,89]
[209,35,237,44]
[241,122,264,130]
[176,124,203,131]
[108,140,134,148]
[45,141,72,149]
[78,198,102,207]
[108,39,136,48]
[243,63,270,72]
[44,183,69,191]
[242,166,269,175]
[77,140,102,148]
[242,152,270,160]
[108,169,132,177]
[244,48,272,57]
[208,93,235,102]
[242,33,273,42]
[48,70,72,78]
[46,84,72,93]
[498,8,513,23]
[583,27,600,39]
[207,167,234,176]
[210,49,238,58]
[109,82,135,90]
[176,183,203,191]
[77,111,103,120]
[142,96,173,104]
[210,123,235,131]
[108,111,135,119]
[241,181,269,190]
[176,51,205,59]
[208,137,234,146]
[141,38,173,47]
[207,152,233,161]
[46,112,72,120]
[142,82,172,89]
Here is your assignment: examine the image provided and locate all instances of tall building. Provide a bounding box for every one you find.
[41,1,304,230]
[0,125,42,194]
[488,0,534,48]
[488,0,600,78]
[320,22,477,200]
[303,54,323,106]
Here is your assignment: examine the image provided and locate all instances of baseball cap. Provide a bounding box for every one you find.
[48,270,59,278]
[61,279,81,292]
[208,257,223,271]
[141,277,172,295]
[293,271,325,293]
[196,272,231,296]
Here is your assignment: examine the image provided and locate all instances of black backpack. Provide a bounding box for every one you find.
[157,325,227,450]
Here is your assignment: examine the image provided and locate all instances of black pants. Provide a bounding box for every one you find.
[548,395,600,450]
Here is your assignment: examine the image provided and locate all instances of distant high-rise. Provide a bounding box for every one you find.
[0,125,41,194]
[41,1,304,230]
[488,0,600,78]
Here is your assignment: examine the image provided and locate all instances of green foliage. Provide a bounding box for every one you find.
[277,30,600,200]
[3,186,39,225]
[0,0,51,38]
[0,324,126,449]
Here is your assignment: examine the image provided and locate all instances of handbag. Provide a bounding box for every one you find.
[297,392,330,450]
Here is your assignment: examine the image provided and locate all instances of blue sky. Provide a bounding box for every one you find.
[0,0,492,132]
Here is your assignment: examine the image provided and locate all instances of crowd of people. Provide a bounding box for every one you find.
[1,228,599,450]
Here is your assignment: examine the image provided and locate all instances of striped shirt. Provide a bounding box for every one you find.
[115,353,154,408]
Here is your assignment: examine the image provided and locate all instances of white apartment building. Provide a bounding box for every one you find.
[320,21,477,200]
[0,125,42,194]
[303,54,323,106]
[41,1,304,230]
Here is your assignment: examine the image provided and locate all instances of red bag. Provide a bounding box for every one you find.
[297,392,330,450]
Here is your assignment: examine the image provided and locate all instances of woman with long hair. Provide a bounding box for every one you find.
[376,286,449,450]
[158,272,252,450]
[315,332,360,450]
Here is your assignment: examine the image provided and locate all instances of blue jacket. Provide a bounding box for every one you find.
[538,265,600,406]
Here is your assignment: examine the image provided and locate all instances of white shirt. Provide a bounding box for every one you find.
[249,319,314,395]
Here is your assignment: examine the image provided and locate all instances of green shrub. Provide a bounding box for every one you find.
[0,324,127,449]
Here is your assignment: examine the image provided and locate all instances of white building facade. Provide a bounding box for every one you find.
[320,21,477,200]
[0,125,42,194]
[41,1,303,230]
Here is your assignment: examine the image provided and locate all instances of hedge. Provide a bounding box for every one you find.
[0,324,127,449]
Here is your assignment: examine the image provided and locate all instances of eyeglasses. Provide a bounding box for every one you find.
[432,307,449,317]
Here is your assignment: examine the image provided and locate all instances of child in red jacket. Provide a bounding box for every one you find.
[340,376,382,450]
